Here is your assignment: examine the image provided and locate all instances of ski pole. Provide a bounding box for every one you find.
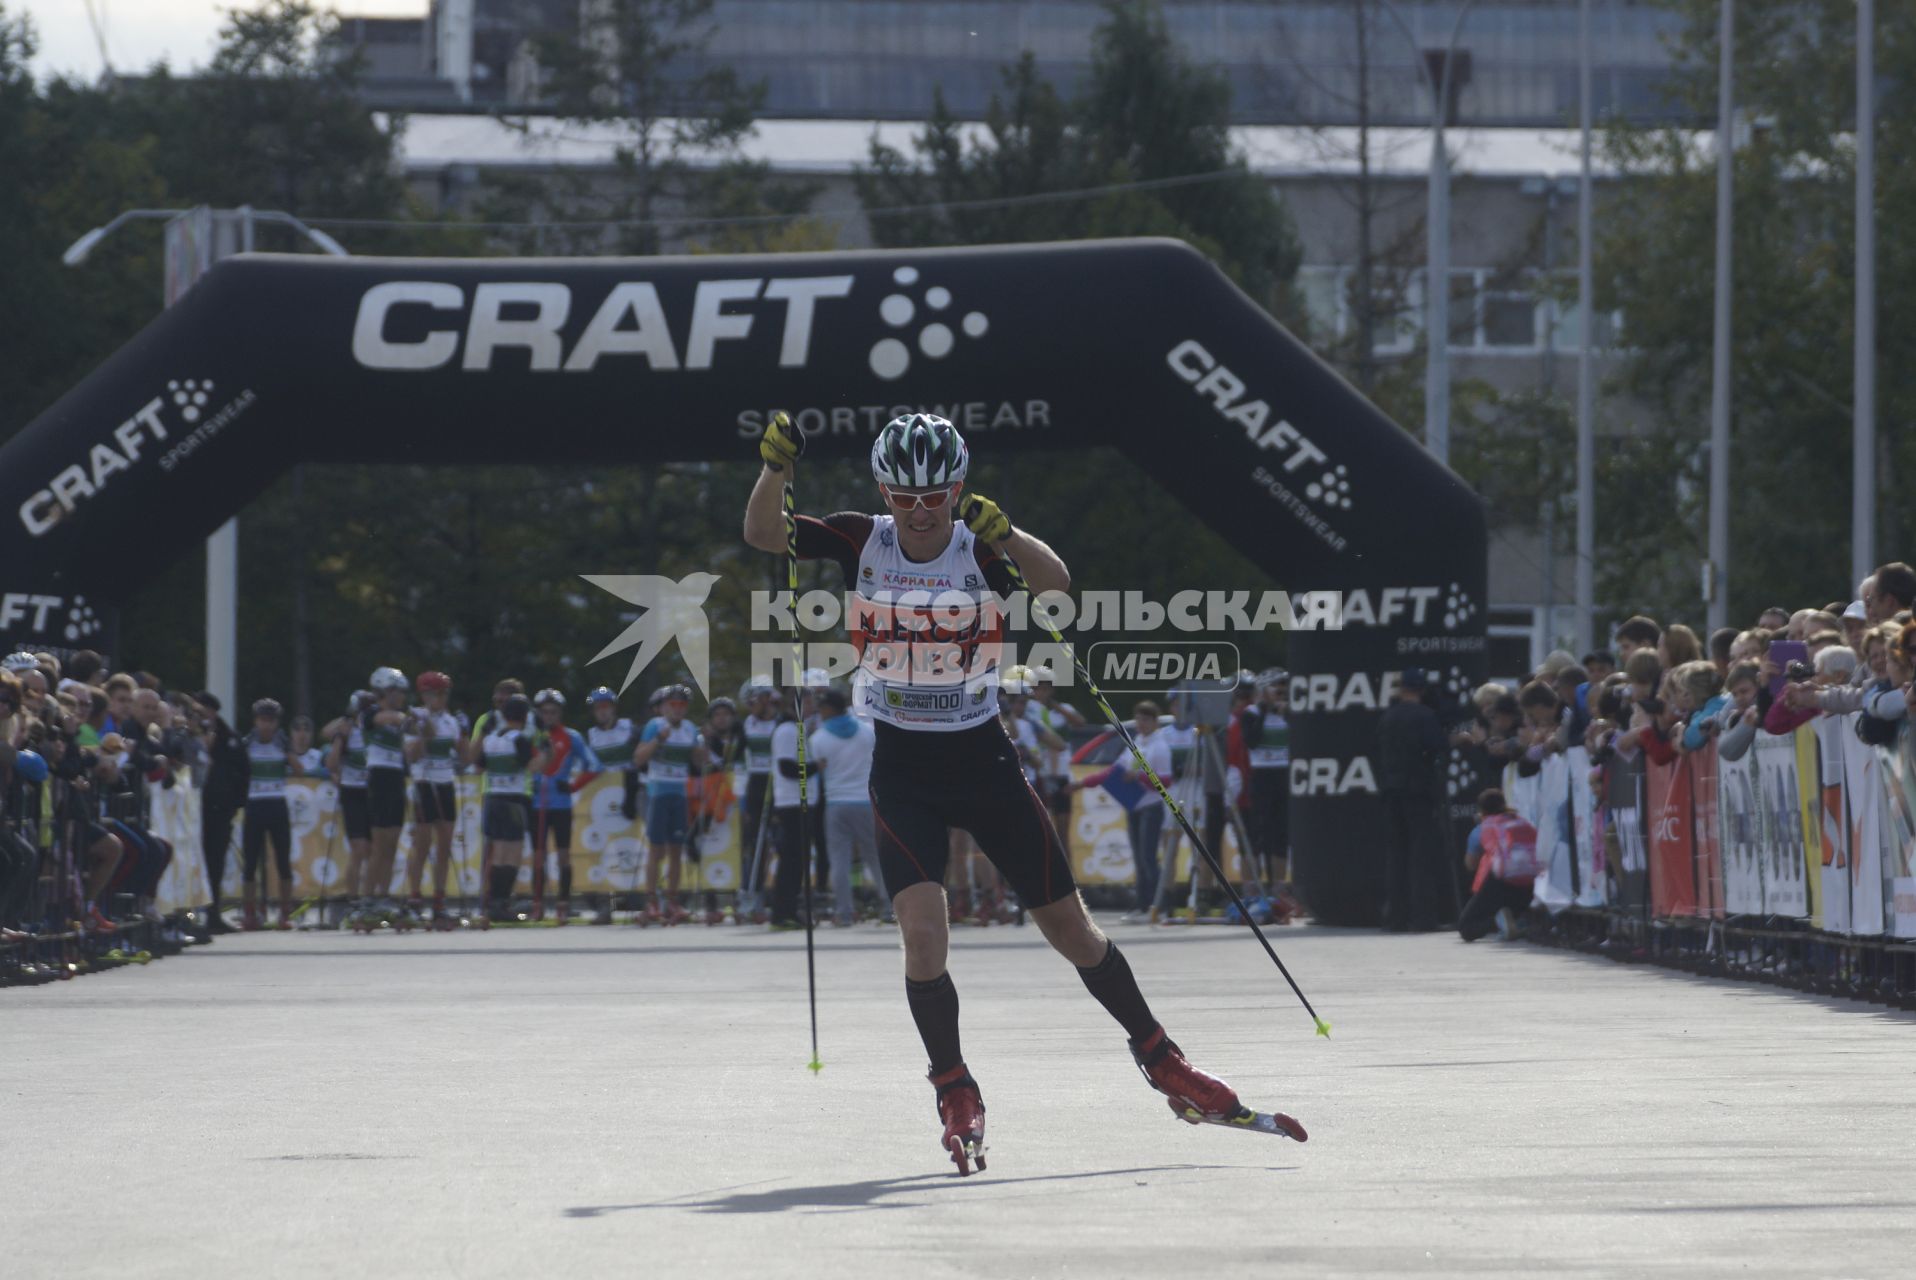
[993,551,1331,1039]
[783,463,824,1074]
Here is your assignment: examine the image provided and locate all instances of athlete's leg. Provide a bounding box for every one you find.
[267,804,294,924]
[240,809,266,927]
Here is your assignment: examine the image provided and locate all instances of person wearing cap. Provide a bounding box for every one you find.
[1376,669,1447,932]
[1841,599,1870,673]
[406,672,463,921]
[634,684,709,924]
[810,686,886,926]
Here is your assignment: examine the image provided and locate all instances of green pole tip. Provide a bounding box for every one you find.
[807,1059,824,1074]
[1314,1018,1332,1039]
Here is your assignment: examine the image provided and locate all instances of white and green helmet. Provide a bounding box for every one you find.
[871,414,969,488]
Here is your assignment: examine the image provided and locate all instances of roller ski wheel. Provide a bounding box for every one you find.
[1128,1024,1302,1140]
[702,909,724,927]
[664,904,691,927]
[636,905,662,928]
[929,1065,987,1177]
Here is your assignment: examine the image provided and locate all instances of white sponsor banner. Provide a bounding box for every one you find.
[1567,746,1604,907]
[1754,732,1811,918]
[1718,746,1765,915]
[1839,715,1887,937]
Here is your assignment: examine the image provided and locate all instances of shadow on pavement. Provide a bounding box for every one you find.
[566,1163,1294,1217]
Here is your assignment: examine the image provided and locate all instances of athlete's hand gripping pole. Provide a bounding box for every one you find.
[772,410,825,1074]
[993,549,1331,1040]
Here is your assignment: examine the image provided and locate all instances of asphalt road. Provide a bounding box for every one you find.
[6,920,1912,1278]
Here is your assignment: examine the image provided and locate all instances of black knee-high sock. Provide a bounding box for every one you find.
[1077,941,1159,1041]
[906,972,964,1076]
[559,862,573,900]
[489,864,517,904]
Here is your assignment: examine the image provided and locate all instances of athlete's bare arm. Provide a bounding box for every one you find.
[993,526,1070,596]
[743,463,789,553]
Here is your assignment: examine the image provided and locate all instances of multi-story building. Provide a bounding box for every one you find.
[337,1,1691,676]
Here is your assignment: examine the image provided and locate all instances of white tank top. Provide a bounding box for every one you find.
[852,515,1003,733]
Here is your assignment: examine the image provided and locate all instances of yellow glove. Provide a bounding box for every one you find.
[759,410,803,472]
[959,493,1012,543]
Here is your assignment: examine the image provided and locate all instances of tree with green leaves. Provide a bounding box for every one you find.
[857,0,1300,313]
[493,0,798,255]
[1592,0,1916,622]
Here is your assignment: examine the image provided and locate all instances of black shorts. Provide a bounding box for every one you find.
[483,794,529,843]
[241,798,293,883]
[367,769,407,829]
[414,781,457,824]
[532,807,573,852]
[340,787,371,841]
[869,719,1076,908]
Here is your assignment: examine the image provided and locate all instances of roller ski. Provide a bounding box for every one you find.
[1129,1025,1307,1142]
[929,1065,987,1176]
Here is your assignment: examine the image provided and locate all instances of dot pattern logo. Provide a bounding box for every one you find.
[1446,745,1475,798]
[1440,664,1471,701]
[168,378,214,424]
[63,594,101,642]
[1305,464,1352,510]
[869,267,989,381]
[1444,583,1477,630]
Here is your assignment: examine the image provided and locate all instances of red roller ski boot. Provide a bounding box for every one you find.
[1129,1025,1307,1142]
[929,1064,987,1176]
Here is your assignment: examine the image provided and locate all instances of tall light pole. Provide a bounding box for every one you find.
[61,206,346,714]
[1854,0,1876,589]
[1706,0,1734,633]
[1574,0,1596,654]
[1372,1,1477,465]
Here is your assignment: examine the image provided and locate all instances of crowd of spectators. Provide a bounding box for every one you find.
[1440,560,1916,942]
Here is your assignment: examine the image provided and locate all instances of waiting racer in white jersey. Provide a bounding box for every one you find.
[744,410,1260,1175]
[242,698,303,930]
[633,684,709,925]
[586,686,642,826]
[468,694,550,922]
[361,666,414,919]
[737,676,780,911]
[406,671,463,921]
[321,691,375,923]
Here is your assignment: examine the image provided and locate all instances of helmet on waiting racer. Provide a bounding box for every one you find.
[533,687,565,708]
[870,414,968,488]
[738,675,776,702]
[416,671,451,693]
[999,664,1035,697]
[369,666,407,692]
[586,686,618,706]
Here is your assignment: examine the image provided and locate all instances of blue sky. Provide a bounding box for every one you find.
[19,1,426,79]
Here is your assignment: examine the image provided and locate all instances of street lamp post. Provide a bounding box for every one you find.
[61,206,347,714]
[1854,0,1876,591]
[1706,1,1734,633]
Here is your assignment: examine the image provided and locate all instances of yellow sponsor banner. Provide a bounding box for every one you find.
[1065,764,1247,887]
[1795,725,1823,928]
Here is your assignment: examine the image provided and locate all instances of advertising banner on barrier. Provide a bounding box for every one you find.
[1568,746,1603,908]
[1877,721,1916,937]
[1795,726,1825,926]
[1812,718,1849,934]
[1606,749,1649,912]
[1755,731,1810,918]
[1838,715,1887,937]
[1689,741,1724,918]
[1646,756,1697,916]
[1719,745,1762,914]
[1530,752,1575,913]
